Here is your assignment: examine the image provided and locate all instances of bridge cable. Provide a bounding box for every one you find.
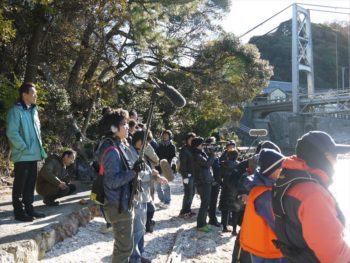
[307,9,350,15]
[295,3,350,10]
[348,1,350,90]
[249,25,282,45]
[238,4,293,39]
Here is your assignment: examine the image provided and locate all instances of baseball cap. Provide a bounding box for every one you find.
[296,131,350,155]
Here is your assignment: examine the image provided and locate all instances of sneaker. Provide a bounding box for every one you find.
[197,225,212,233]
[99,224,113,234]
[158,203,169,209]
[208,221,221,227]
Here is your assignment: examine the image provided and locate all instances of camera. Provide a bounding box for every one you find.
[203,143,223,154]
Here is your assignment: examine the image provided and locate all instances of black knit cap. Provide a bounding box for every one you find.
[191,137,204,148]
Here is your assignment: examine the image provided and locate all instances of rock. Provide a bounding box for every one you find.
[0,249,15,263]
[0,240,38,263]
[34,229,56,260]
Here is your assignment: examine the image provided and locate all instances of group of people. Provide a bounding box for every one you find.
[178,130,350,263]
[4,82,350,263]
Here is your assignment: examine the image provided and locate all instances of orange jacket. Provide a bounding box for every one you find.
[240,185,283,259]
[278,157,350,263]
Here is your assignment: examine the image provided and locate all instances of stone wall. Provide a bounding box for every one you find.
[0,204,101,262]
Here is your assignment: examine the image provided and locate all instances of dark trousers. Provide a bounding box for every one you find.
[45,184,76,201]
[146,201,155,232]
[208,183,220,223]
[12,161,38,215]
[180,176,195,214]
[196,183,211,228]
[222,210,239,231]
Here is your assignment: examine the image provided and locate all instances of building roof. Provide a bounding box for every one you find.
[262,81,292,95]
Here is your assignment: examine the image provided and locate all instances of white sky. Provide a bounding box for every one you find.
[221,0,350,43]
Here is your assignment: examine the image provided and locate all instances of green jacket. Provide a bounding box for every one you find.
[6,101,46,162]
[36,154,67,197]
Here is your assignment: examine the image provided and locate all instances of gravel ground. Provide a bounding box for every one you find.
[41,175,237,263]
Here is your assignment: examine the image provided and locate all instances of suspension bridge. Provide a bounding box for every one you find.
[235,3,350,148]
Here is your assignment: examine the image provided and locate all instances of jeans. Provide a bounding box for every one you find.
[196,183,211,228]
[130,202,147,263]
[104,204,134,263]
[180,176,195,214]
[155,181,171,204]
[12,161,38,216]
[208,183,220,223]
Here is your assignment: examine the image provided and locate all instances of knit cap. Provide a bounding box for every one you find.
[191,137,204,148]
[257,148,285,177]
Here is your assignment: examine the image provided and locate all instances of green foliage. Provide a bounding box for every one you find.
[0,76,21,122]
[0,9,16,43]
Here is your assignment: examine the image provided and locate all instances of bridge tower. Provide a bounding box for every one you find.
[292,4,315,113]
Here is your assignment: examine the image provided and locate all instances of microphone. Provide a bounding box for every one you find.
[150,77,186,108]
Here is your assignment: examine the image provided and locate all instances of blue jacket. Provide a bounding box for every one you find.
[6,101,46,162]
[96,137,135,210]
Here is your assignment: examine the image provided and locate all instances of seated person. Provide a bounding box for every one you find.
[36,150,77,206]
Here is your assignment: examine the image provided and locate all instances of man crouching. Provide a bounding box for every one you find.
[36,149,76,206]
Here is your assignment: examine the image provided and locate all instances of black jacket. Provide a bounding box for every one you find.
[156,141,176,164]
[192,148,214,185]
[219,159,240,211]
[179,144,194,178]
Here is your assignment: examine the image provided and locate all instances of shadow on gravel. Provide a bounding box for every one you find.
[144,233,177,260]
[182,228,234,259]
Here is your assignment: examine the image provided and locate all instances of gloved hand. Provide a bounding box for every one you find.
[132,160,145,174]
[183,178,189,184]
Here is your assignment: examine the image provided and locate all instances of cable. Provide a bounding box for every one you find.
[308,9,350,15]
[241,4,350,41]
[249,24,282,44]
[295,3,350,10]
[238,4,293,39]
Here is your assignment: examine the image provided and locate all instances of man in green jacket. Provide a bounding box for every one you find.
[36,150,76,206]
[6,82,47,222]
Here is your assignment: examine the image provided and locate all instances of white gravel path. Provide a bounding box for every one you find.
[41,175,237,263]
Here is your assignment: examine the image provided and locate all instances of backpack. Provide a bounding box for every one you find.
[90,145,115,205]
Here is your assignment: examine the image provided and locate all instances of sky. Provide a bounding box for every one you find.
[221,0,350,43]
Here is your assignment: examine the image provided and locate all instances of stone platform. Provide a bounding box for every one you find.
[0,181,100,262]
